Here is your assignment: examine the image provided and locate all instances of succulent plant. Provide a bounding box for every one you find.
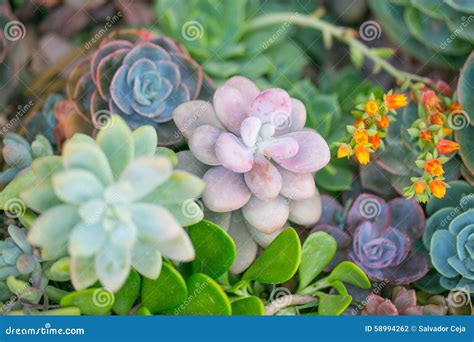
[66,28,210,145]
[174,76,330,273]
[155,0,313,85]
[311,193,429,284]
[359,103,460,198]
[361,286,447,315]
[0,133,53,183]
[24,94,63,145]
[20,115,204,292]
[0,224,41,281]
[369,0,472,70]
[422,182,474,292]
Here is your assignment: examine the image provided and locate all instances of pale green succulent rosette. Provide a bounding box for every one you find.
[20,115,204,292]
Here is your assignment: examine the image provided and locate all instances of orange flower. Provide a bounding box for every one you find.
[354,118,365,128]
[421,88,442,112]
[436,139,459,154]
[425,159,444,177]
[413,179,426,195]
[449,103,462,113]
[429,179,446,199]
[368,134,380,150]
[376,116,389,129]
[353,129,368,144]
[420,129,432,142]
[385,93,407,110]
[429,113,444,125]
[365,101,379,116]
[337,144,350,158]
[442,127,452,137]
[354,145,370,165]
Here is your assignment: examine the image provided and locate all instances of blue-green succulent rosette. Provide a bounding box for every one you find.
[67,28,211,145]
[423,191,474,292]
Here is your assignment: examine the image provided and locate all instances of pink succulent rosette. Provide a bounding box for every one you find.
[173,76,330,273]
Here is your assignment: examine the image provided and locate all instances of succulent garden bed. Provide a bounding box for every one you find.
[0,0,472,316]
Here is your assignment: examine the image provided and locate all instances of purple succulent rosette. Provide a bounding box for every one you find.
[312,193,428,284]
[173,76,330,273]
[67,28,207,144]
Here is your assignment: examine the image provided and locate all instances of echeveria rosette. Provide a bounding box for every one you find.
[67,28,208,145]
[173,76,330,273]
[312,193,428,284]
[424,194,474,292]
[21,115,204,292]
[0,133,53,183]
[361,287,447,316]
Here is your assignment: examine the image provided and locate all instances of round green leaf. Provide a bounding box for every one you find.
[188,220,236,279]
[327,261,371,289]
[231,296,265,315]
[316,292,352,315]
[112,269,141,315]
[298,231,337,291]
[60,288,114,315]
[243,228,301,284]
[178,273,231,315]
[141,262,187,314]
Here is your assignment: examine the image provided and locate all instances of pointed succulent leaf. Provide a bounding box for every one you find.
[70,256,98,290]
[69,222,106,257]
[132,126,158,157]
[131,240,162,279]
[95,244,132,293]
[52,170,104,204]
[21,182,62,213]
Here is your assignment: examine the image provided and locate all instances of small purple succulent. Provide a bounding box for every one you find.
[312,193,428,284]
[67,28,208,144]
[173,76,330,272]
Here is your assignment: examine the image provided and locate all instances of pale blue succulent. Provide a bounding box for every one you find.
[25,94,63,145]
[424,193,474,292]
[21,115,204,292]
[0,133,53,183]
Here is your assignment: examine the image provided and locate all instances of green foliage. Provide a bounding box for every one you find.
[112,270,141,315]
[178,273,231,315]
[298,231,337,290]
[141,262,187,314]
[188,220,236,279]
[60,288,114,316]
[231,296,265,315]
[243,228,301,284]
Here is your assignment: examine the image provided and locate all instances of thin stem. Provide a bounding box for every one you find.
[265,294,316,315]
[247,12,431,85]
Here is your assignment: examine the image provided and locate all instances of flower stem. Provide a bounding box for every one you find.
[247,12,431,86]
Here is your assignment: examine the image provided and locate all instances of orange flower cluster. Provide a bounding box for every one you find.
[403,86,461,202]
[337,92,407,166]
